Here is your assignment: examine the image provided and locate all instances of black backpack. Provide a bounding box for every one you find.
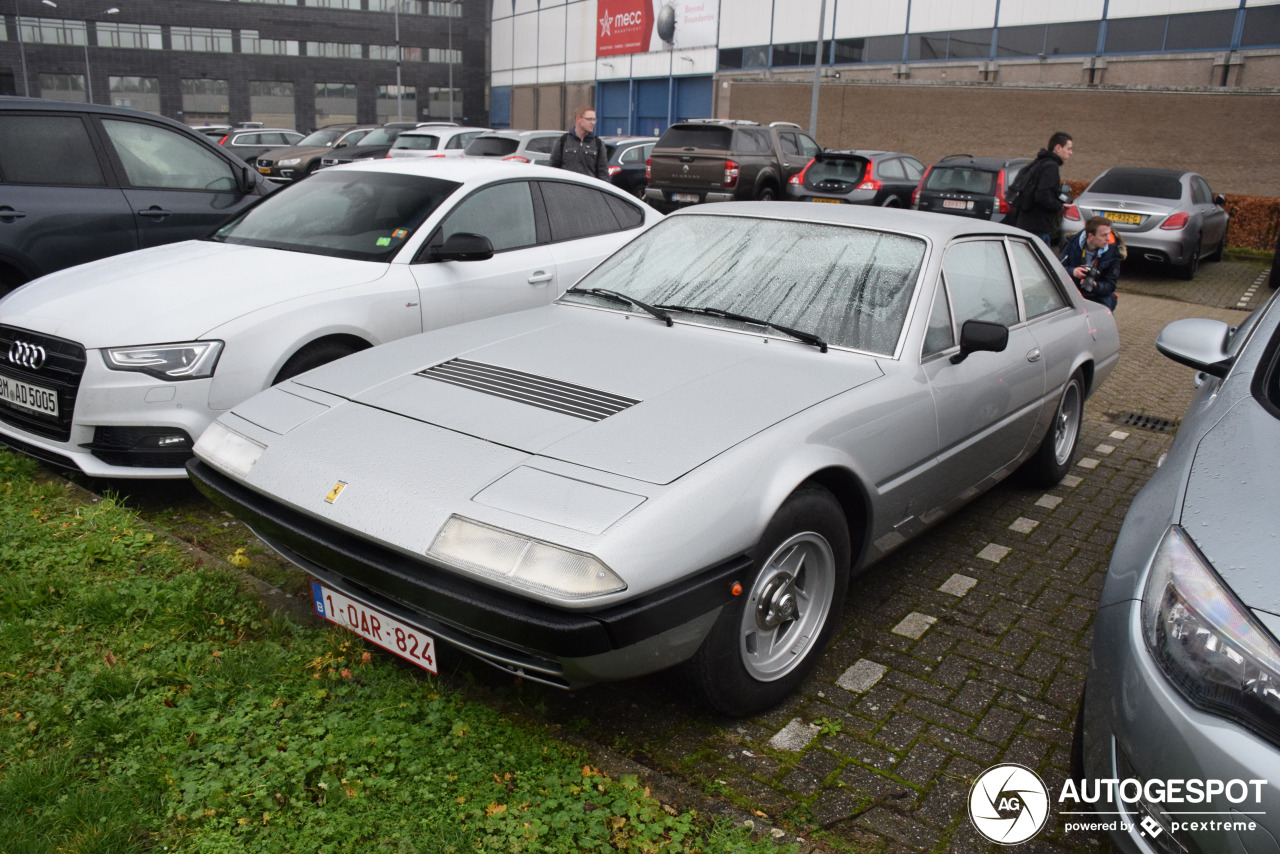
[1004,161,1041,214]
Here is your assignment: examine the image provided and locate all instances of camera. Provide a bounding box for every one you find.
[1079,266,1099,293]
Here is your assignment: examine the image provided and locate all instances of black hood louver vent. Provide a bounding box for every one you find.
[417,359,640,422]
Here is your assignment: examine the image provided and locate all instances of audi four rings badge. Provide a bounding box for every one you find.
[9,341,47,370]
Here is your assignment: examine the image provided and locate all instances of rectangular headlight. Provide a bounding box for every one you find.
[193,421,265,480]
[104,341,223,380]
[427,515,625,599]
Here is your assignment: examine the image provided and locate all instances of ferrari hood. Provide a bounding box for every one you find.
[1181,396,1280,618]
[297,305,884,484]
[0,241,387,349]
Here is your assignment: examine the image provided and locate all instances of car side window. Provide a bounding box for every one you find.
[902,157,925,181]
[620,145,644,164]
[525,136,557,155]
[942,240,1020,328]
[1192,175,1212,205]
[797,134,821,158]
[0,115,106,186]
[438,181,536,252]
[538,181,643,241]
[879,158,907,180]
[733,129,770,153]
[1009,240,1069,318]
[923,284,955,357]
[101,118,238,191]
[778,132,801,156]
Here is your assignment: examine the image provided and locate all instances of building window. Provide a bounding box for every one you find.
[108,75,161,112]
[316,81,358,124]
[38,72,85,101]
[1243,4,1280,47]
[428,47,461,64]
[241,29,300,55]
[1104,15,1166,53]
[995,24,1046,58]
[831,35,903,64]
[1164,10,1236,51]
[428,2,461,17]
[718,45,768,69]
[181,77,230,124]
[304,0,361,9]
[377,84,417,122]
[172,26,233,53]
[316,82,357,99]
[20,17,86,46]
[370,44,421,60]
[239,0,294,4]
[250,81,294,98]
[772,41,819,67]
[369,0,426,11]
[427,85,460,118]
[908,29,991,61]
[97,22,163,50]
[308,42,363,58]
[1044,21,1098,56]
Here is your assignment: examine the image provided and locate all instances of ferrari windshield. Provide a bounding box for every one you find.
[564,214,926,356]
[209,171,459,262]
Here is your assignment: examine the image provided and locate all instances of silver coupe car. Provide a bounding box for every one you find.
[1075,290,1280,853]
[188,204,1119,716]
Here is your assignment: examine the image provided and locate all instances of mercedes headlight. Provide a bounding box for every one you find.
[280,157,302,166]
[1142,525,1280,745]
[427,515,625,599]
[103,341,223,380]
[193,421,265,480]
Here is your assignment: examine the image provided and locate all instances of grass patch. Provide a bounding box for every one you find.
[0,451,790,854]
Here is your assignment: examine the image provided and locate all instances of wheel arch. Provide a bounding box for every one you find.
[277,332,372,372]
[798,466,872,574]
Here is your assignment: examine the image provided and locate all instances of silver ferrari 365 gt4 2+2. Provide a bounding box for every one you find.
[189,204,1119,715]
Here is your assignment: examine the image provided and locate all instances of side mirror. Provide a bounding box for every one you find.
[951,320,1009,364]
[1059,182,1072,196]
[1155,317,1233,378]
[335,141,348,149]
[432,232,494,262]
[1214,193,1226,206]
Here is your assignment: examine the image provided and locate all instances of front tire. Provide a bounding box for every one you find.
[1023,370,1084,487]
[755,184,777,202]
[273,339,364,385]
[689,485,850,716]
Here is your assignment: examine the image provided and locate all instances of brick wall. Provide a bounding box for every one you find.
[727,81,1280,197]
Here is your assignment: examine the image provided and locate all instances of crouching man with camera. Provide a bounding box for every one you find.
[1060,216,1122,310]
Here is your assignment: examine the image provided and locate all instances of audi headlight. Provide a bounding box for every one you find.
[104,341,223,380]
[280,157,302,166]
[427,515,625,599]
[1142,525,1280,745]
[193,421,264,480]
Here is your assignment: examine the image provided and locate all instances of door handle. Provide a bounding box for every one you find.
[0,207,27,221]
[527,271,553,284]
[1026,348,1041,362]
[137,206,172,219]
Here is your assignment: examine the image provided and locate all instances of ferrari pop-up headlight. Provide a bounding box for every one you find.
[427,515,625,599]
[193,422,266,480]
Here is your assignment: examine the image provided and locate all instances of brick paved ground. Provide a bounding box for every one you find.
[482,258,1272,853]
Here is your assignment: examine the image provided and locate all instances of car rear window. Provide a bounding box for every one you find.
[466,137,520,157]
[805,156,869,186]
[923,166,996,195]
[210,171,460,262]
[1088,171,1182,200]
[657,125,733,150]
[393,134,440,150]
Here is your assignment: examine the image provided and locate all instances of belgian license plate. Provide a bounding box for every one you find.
[943,199,969,210]
[311,581,437,674]
[811,197,841,204]
[258,167,272,174]
[0,373,58,416]
[1104,211,1142,225]
[671,193,699,203]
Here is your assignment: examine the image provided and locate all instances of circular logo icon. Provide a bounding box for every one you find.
[968,763,1051,845]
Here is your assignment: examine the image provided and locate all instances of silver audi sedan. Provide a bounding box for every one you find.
[1076,290,1280,853]
[1062,167,1230,281]
[187,204,1119,716]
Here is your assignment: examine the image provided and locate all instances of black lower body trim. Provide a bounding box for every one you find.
[187,459,750,660]
[0,431,80,472]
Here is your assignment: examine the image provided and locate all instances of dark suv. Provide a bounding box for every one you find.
[912,154,1031,222]
[644,120,821,212]
[0,97,275,295]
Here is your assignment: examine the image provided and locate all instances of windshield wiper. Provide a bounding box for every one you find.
[655,305,828,353]
[564,287,673,327]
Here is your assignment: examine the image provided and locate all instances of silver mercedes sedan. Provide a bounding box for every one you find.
[188,204,1119,716]
[1075,290,1280,853]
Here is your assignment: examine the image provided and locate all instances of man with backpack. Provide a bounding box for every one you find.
[1006,131,1074,247]
[549,106,609,180]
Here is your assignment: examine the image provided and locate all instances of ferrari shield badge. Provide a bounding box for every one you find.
[324,481,347,504]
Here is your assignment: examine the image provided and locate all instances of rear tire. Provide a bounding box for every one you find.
[1022,370,1084,487]
[689,485,849,717]
[1207,233,1226,262]
[1178,240,1201,280]
[273,339,364,385]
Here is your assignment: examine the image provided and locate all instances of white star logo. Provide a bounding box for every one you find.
[600,9,611,36]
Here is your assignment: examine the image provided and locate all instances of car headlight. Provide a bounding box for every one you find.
[280,157,301,166]
[1142,525,1280,745]
[103,341,223,380]
[193,421,265,480]
[427,515,626,599]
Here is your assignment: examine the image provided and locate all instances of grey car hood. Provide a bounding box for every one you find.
[301,306,884,485]
[1181,396,1280,618]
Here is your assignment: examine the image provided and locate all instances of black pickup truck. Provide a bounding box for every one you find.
[643,120,822,212]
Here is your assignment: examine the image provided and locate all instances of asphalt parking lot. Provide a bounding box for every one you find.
[498,255,1274,853]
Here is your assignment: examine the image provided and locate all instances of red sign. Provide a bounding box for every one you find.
[597,0,654,57]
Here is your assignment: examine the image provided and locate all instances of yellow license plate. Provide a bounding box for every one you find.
[1104,211,1142,225]
[258,167,272,174]
[810,197,841,204]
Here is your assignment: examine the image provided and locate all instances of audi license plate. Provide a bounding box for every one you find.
[943,199,970,210]
[671,193,699,203]
[0,373,58,416]
[1104,211,1142,225]
[311,581,437,674]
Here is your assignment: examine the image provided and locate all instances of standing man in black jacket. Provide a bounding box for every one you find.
[549,106,609,180]
[1009,131,1074,247]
